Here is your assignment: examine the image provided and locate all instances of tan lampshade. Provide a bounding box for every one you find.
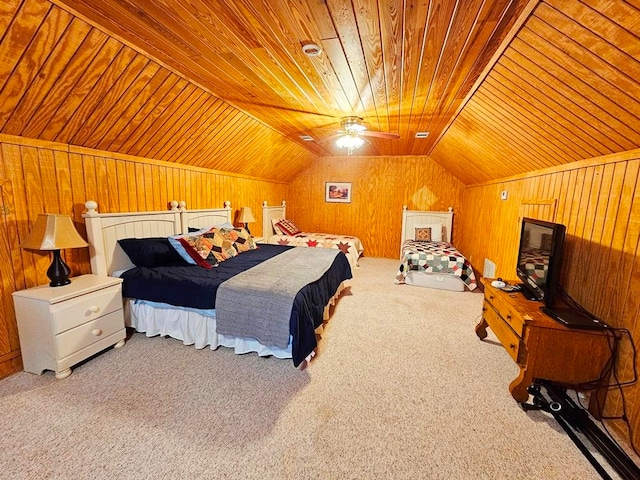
[21,214,88,251]
[237,207,255,224]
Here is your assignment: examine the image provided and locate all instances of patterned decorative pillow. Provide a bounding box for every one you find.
[227,227,257,252]
[178,228,238,268]
[415,227,432,241]
[271,218,284,235]
[168,226,213,265]
[276,218,301,236]
[415,223,443,241]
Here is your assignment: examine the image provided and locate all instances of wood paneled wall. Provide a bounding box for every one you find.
[456,148,640,453]
[0,178,21,378]
[286,155,465,259]
[0,133,288,378]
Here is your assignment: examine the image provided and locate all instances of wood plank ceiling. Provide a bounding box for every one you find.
[1,0,639,184]
[433,0,640,184]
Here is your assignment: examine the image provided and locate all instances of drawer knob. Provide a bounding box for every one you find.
[92,329,103,336]
[88,305,100,314]
[509,343,516,350]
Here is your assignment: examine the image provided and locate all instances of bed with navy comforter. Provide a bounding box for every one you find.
[121,244,352,366]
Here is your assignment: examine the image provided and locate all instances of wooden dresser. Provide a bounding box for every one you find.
[476,278,612,403]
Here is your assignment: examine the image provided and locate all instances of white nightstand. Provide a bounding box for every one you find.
[253,236,266,244]
[12,274,126,379]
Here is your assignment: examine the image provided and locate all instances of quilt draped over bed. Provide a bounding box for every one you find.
[268,232,363,268]
[395,240,477,291]
[215,247,341,349]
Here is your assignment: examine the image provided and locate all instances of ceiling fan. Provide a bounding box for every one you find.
[324,117,400,155]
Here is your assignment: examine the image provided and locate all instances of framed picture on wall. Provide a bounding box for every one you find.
[325,182,352,203]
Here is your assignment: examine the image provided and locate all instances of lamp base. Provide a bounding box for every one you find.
[47,250,71,287]
[244,223,251,235]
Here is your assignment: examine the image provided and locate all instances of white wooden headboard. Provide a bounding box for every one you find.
[83,201,181,276]
[83,200,232,276]
[181,201,232,232]
[262,200,286,237]
[400,206,454,258]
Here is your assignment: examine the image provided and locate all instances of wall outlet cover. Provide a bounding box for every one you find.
[500,190,508,200]
[484,258,496,278]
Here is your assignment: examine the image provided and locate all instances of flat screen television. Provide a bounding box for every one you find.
[516,217,566,306]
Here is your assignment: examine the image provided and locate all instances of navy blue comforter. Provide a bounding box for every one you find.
[121,244,352,366]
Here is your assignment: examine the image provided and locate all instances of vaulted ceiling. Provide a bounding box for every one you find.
[1,0,639,184]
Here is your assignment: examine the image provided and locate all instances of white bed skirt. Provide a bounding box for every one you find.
[123,281,347,360]
[405,271,466,292]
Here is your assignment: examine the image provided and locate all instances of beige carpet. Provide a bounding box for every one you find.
[0,257,618,479]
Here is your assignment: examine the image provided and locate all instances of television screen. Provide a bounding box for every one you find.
[516,218,566,306]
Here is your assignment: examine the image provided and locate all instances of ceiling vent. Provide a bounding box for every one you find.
[301,42,322,57]
[415,132,430,138]
[299,135,314,141]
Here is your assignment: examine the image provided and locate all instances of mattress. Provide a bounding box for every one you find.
[404,271,465,292]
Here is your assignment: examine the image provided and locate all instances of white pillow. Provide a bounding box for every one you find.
[414,223,443,241]
[271,218,284,235]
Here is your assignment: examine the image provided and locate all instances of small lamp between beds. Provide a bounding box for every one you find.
[237,207,256,235]
[21,214,88,287]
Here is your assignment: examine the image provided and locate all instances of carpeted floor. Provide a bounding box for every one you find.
[0,257,621,479]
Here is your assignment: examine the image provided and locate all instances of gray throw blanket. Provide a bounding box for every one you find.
[215,247,340,348]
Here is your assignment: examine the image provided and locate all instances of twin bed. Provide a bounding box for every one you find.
[395,207,477,292]
[82,201,352,367]
[262,201,364,269]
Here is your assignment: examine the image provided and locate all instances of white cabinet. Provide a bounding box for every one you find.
[12,275,126,379]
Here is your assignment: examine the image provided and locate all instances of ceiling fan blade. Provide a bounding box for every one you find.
[318,132,344,143]
[360,131,400,139]
[228,101,339,119]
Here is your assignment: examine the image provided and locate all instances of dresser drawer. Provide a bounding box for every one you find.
[51,285,122,334]
[55,310,124,358]
[485,290,526,336]
[483,301,526,364]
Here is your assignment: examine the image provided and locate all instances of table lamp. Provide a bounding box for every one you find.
[237,206,256,234]
[21,214,89,287]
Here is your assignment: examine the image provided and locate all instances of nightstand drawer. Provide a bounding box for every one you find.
[55,310,124,358]
[483,301,525,364]
[51,285,122,334]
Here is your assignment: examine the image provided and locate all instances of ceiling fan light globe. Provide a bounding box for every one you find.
[335,134,364,151]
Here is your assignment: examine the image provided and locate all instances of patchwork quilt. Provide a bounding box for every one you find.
[395,240,477,291]
[267,232,364,269]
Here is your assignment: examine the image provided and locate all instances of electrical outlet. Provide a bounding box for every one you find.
[500,190,508,200]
